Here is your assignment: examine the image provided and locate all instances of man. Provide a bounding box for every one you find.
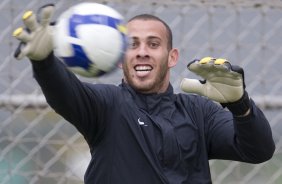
[13,4,275,184]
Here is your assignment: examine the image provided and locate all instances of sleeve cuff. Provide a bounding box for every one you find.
[221,91,251,116]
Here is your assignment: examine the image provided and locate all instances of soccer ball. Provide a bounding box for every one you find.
[53,2,127,77]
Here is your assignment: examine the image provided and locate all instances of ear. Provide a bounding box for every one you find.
[168,48,179,68]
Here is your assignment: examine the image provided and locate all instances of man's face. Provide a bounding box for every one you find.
[122,19,178,94]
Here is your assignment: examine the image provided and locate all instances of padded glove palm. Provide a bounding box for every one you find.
[13,4,55,61]
[180,57,250,116]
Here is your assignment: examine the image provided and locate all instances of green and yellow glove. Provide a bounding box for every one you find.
[180,57,250,116]
[13,4,55,61]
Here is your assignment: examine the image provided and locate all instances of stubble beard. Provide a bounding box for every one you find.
[122,61,169,94]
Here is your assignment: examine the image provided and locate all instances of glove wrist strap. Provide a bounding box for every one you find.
[221,91,250,116]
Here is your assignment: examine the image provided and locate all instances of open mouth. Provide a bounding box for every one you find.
[134,65,153,72]
[134,65,153,77]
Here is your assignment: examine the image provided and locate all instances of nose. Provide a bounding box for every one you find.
[136,43,149,59]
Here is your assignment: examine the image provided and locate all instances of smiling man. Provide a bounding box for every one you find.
[13,4,275,184]
[122,15,178,94]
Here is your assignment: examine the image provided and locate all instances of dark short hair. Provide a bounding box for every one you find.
[128,14,173,50]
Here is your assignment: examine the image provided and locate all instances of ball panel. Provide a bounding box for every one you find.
[71,3,123,19]
[53,14,75,57]
[77,25,124,70]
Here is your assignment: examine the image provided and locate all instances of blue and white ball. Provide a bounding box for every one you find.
[53,3,127,77]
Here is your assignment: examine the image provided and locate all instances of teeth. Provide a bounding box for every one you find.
[135,66,152,71]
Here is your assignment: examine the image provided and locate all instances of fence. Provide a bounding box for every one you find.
[0,0,282,183]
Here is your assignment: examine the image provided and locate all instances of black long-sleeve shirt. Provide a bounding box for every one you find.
[32,53,275,184]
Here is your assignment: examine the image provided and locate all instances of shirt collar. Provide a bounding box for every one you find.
[120,81,175,115]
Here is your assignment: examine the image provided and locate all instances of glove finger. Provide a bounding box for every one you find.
[214,59,243,79]
[213,58,244,76]
[22,11,39,32]
[37,4,55,27]
[180,78,206,96]
[190,57,235,78]
[188,57,216,77]
[189,57,215,69]
[198,57,230,72]
[230,65,244,76]
[14,42,30,60]
[13,27,30,60]
[230,65,245,88]
[199,57,215,64]
[188,57,244,85]
[213,58,232,73]
[14,42,25,59]
[13,27,32,43]
[211,58,246,90]
[187,57,214,68]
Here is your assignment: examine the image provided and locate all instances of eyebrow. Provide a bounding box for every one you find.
[130,36,162,41]
[147,36,161,40]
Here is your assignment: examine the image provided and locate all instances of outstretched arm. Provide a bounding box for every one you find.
[181,57,275,163]
[12,4,108,146]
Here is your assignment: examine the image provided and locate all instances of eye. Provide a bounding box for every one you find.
[148,41,160,49]
[128,38,139,49]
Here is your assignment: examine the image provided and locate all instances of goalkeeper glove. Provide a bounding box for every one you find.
[180,57,250,116]
[12,4,55,61]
